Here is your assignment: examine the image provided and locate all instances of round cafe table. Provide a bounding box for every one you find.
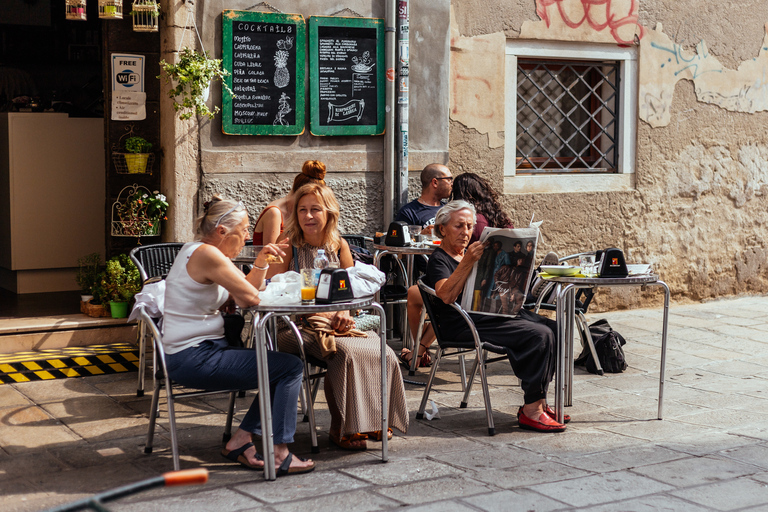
[246,297,388,481]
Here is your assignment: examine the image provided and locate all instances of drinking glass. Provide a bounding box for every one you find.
[300,269,316,304]
[579,254,597,277]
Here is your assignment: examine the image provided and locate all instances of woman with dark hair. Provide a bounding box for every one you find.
[400,173,514,366]
[451,173,513,243]
[268,183,409,451]
[252,160,328,245]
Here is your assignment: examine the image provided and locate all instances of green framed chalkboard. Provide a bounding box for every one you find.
[221,10,306,136]
[309,16,385,136]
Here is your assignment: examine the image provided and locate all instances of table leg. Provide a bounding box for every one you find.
[655,280,670,420]
[370,301,389,462]
[554,283,565,424]
[254,312,276,480]
[565,285,576,407]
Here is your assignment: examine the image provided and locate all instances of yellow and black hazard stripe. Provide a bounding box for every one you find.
[0,343,140,384]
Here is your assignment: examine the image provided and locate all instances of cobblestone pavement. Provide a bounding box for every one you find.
[2,295,768,511]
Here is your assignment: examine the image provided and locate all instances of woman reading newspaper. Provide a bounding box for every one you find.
[424,200,569,433]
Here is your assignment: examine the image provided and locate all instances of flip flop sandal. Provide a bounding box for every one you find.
[330,432,368,451]
[364,428,393,441]
[276,452,316,477]
[221,441,264,470]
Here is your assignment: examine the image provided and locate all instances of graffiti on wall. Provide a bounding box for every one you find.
[520,0,643,45]
[639,23,768,127]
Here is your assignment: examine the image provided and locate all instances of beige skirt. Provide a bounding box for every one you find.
[278,328,409,437]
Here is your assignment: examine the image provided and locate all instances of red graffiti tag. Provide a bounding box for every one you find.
[536,0,644,45]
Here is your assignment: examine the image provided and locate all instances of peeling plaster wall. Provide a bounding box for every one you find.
[450,0,768,308]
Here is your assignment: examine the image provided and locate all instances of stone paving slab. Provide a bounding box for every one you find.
[3,294,768,511]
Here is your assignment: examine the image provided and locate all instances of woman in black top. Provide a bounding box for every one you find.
[425,200,568,432]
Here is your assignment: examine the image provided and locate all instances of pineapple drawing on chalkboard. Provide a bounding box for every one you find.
[274,36,293,88]
[273,92,291,126]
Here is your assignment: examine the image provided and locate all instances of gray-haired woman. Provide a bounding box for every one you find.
[162,195,315,476]
[424,200,569,433]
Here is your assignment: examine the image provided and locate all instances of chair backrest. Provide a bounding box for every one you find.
[341,234,372,250]
[130,243,185,282]
[417,277,481,349]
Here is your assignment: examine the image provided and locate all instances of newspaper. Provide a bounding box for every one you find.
[460,226,539,318]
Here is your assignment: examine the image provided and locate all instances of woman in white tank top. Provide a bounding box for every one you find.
[162,196,315,476]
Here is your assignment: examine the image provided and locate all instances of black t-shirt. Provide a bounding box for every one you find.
[395,199,441,231]
[425,247,465,332]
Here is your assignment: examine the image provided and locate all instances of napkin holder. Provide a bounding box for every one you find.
[315,268,355,304]
[597,248,628,277]
[384,221,411,247]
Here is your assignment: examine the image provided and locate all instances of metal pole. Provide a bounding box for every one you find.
[384,0,397,225]
[395,0,410,212]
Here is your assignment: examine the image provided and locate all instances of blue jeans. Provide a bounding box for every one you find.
[165,339,304,445]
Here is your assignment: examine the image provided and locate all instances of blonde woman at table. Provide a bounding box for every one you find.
[252,160,327,245]
[162,195,315,476]
[268,183,409,451]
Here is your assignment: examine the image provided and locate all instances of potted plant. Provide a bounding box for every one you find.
[124,135,153,173]
[97,254,142,318]
[158,47,235,120]
[112,184,169,237]
[75,253,102,302]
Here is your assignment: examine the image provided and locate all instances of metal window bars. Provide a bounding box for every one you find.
[516,59,620,174]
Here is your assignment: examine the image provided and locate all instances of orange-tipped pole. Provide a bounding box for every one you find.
[163,468,209,487]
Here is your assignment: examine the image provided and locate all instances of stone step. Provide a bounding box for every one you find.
[0,315,137,354]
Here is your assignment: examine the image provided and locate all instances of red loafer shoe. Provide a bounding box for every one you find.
[517,407,567,433]
[545,405,571,424]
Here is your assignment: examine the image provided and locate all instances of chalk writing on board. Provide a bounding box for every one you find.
[317,26,378,126]
[230,21,296,126]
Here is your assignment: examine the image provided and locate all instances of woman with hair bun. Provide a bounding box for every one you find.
[252,160,327,245]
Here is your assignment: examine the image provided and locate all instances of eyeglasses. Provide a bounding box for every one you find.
[435,176,453,182]
[214,201,245,228]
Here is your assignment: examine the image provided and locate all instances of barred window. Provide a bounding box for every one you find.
[516,59,620,174]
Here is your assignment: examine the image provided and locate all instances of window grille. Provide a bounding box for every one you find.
[516,59,620,174]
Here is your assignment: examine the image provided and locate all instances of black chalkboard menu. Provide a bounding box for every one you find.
[309,16,385,136]
[222,11,306,135]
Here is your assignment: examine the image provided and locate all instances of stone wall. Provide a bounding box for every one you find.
[160,0,450,241]
[448,0,768,309]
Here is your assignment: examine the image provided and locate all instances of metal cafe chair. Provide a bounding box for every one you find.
[138,305,249,471]
[130,243,185,396]
[415,278,509,436]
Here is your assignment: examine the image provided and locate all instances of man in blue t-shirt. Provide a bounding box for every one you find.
[394,164,453,359]
[395,163,453,234]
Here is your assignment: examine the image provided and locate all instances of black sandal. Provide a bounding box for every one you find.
[221,442,264,470]
[276,452,316,477]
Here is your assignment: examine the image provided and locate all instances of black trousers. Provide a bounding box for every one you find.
[443,308,557,404]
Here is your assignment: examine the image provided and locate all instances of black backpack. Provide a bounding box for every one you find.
[575,319,628,374]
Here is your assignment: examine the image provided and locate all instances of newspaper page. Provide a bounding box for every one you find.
[460,226,539,318]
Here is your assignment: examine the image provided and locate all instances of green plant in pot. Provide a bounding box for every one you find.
[75,253,102,302]
[158,47,235,120]
[97,254,142,318]
[124,136,152,173]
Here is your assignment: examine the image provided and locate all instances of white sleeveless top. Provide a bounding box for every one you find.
[162,242,229,354]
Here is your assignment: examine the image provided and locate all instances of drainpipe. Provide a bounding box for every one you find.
[396,0,409,212]
[383,0,396,224]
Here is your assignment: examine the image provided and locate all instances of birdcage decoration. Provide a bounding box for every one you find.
[131,1,159,32]
[98,0,123,19]
[111,184,168,237]
[65,0,87,21]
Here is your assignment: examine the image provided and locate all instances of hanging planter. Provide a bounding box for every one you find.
[99,0,123,19]
[131,0,160,32]
[158,47,234,120]
[65,0,87,21]
[111,184,168,237]
[113,135,155,174]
